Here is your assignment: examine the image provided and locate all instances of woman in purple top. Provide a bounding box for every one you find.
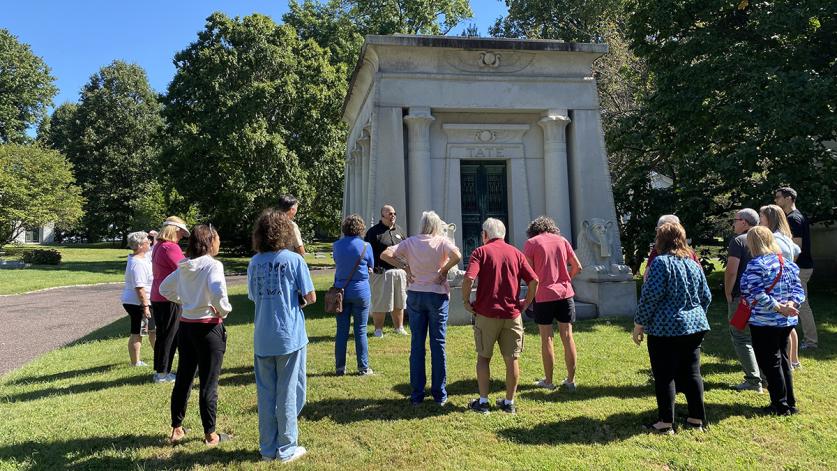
[332,214,375,376]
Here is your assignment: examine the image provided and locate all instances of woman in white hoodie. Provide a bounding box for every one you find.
[160,224,232,446]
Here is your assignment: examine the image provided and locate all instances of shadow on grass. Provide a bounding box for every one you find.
[519,383,653,403]
[498,402,765,445]
[302,397,457,423]
[0,371,150,403]
[7,363,118,385]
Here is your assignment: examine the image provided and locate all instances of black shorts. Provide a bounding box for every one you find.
[532,298,576,325]
[123,303,145,334]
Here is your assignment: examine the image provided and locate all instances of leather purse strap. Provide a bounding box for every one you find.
[341,243,368,290]
[748,253,785,308]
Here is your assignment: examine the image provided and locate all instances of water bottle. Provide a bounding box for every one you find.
[140,317,149,336]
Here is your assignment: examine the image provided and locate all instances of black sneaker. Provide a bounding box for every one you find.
[495,398,516,414]
[643,422,674,435]
[468,399,489,414]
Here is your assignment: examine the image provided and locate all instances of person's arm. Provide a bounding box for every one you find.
[293,223,306,255]
[519,256,539,311]
[461,275,476,314]
[135,287,151,318]
[208,261,232,318]
[568,250,582,279]
[435,246,462,284]
[724,256,740,303]
[247,260,255,301]
[296,258,317,305]
[159,270,180,304]
[634,257,667,333]
[381,244,414,282]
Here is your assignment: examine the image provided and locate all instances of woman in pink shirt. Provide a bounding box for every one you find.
[381,210,461,406]
[523,216,582,392]
[150,216,189,383]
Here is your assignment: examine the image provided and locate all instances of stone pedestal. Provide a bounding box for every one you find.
[573,279,637,317]
[448,286,474,326]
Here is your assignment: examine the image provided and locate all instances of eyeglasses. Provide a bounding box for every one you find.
[387,212,397,216]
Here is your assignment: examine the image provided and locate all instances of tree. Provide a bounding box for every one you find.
[0,29,58,144]
[52,62,163,241]
[615,0,837,267]
[0,144,84,245]
[283,0,473,73]
[162,13,348,246]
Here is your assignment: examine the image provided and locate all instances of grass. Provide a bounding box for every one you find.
[0,274,834,470]
[0,243,334,295]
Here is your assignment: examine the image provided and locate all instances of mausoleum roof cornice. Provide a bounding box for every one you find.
[364,35,609,53]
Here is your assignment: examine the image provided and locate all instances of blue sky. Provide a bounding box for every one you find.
[1,1,508,112]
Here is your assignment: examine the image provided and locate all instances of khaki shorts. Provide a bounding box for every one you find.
[370,269,407,313]
[473,314,524,359]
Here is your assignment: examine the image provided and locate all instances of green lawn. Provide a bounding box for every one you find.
[1,274,834,469]
[0,243,334,295]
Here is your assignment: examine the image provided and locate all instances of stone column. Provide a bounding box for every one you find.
[358,129,371,221]
[351,146,362,216]
[404,107,435,234]
[538,109,573,240]
[342,158,350,218]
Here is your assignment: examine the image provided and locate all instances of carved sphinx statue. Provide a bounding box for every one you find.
[441,222,465,287]
[576,218,633,281]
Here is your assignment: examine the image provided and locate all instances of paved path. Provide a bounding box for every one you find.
[0,276,247,376]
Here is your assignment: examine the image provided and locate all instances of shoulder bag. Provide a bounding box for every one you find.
[324,243,368,314]
[730,254,784,330]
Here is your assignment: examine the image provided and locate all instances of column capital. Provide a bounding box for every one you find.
[404,107,435,127]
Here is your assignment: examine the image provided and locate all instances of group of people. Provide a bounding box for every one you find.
[634,186,813,434]
[117,185,817,461]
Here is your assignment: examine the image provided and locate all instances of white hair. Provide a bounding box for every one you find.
[419,211,445,236]
[127,231,148,250]
[656,214,680,228]
[482,218,506,240]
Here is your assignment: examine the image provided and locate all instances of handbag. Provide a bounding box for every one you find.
[730,254,784,330]
[324,243,368,314]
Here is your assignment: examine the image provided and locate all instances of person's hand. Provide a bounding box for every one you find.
[519,298,531,312]
[725,294,733,304]
[463,300,475,315]
[435,268,449,284]
[632,324,645,346]
[404,266,416,284]
[209,305,222,318]
[143,306,151,319]
[778,303,799,317]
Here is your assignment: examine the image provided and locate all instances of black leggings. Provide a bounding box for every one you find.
[170,322,226,434]
[152,301,180,374]
[647,332,706,424]
[750,325,795,413]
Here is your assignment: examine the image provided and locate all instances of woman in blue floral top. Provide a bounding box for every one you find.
[633,223,711,434]
[740,226,805,416]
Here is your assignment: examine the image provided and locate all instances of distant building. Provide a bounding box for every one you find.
[12,223,55,244]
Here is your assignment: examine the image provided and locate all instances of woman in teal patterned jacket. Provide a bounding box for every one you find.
[633,222,711,434]
[740,226,805,416]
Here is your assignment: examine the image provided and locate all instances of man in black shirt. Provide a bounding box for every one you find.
[365,205,409,337]
[775,186,817,349]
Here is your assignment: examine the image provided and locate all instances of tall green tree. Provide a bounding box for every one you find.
[52,61,163,241]
[0,144,84,245]
[0,29,58,144]
[614,0,837,266]
[162,13,348,245]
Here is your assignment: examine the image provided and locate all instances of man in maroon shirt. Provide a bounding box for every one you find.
[462,218,539,414]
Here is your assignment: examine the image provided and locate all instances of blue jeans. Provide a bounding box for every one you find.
[254,347,306,460]
[335,297,370,372]
[406,291,449,403]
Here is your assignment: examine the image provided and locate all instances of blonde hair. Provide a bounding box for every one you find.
[746,226,781,257]
[655,222,692,258]
[159,216,187,242]
[419,210,445,236]
[760,205,792,238]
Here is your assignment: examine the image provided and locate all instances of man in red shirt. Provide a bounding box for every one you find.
[462,218,538,414]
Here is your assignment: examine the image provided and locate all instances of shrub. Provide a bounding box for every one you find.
[22,249,62,265]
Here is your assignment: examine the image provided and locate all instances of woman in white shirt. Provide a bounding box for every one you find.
[121,231,154,366]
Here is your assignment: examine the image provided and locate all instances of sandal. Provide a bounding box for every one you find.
[170,427,190,445]
[205,432,232,446]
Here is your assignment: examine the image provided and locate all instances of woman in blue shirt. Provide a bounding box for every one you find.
[740,226,805,416]
[332,214,375,376]
[248,209,316,463]
[633,223,711,434]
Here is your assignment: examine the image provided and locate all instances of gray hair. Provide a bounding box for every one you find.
[483,218,506,240]
[127,231,149,250]
[737,208,759,227]
[419,210,445,236]
[656,214,680,228]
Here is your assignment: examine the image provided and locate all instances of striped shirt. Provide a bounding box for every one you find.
[740,254,805,327]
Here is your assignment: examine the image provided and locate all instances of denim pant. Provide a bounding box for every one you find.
[406,291,449,403]
[727,297,762,385]
[255,347,307,460]
[335,297,370,372]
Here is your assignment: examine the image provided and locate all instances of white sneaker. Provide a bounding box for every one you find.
[561,379,577,392]
[281,446,307,463]
[373,329,384,338]
[133,361,148,367]
[394,327,409,336]
[153,373,165,383]
[165,373,177,382]
[534,379,556,390]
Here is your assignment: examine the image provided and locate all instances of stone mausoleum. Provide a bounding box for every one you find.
[341,35,636,322]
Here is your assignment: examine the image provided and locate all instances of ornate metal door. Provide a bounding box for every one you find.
[460,161,508,263]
